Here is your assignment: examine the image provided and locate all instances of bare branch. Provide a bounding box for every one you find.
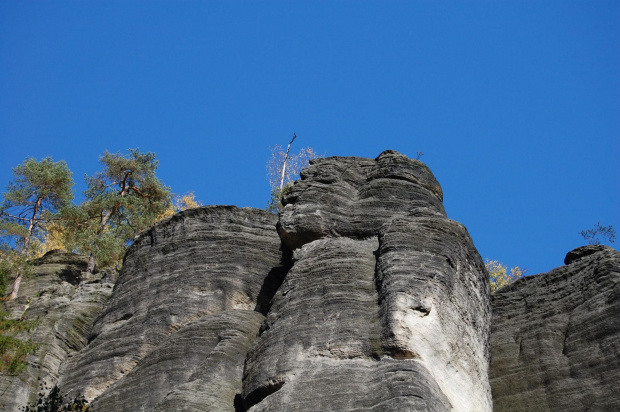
[280,133,297,191]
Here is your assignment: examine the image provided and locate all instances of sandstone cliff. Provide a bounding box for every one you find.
[58,206,286,411]
[0,250,114,410]
[244,151,492,411]
[490,245,620,412]
[53,151,492,411]
[3,150,616,411]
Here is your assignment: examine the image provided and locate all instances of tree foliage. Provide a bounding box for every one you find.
[266,137,318,213]
[486,259,524,293]
[59,149,171,272]
[0,308,39,375]
[157,192,202,220]
[580,222,616,245]
[0,158,74,299]
[0,158,73,253]
[20,384,89,411]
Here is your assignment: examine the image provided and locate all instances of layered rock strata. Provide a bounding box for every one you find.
[490,245,620,412]
[57,206,287,411]
[11,151,494,411]
[243,151,492,411]
[0,250,114,410]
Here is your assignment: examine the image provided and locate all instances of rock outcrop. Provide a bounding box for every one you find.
[0,250,114,410]
[243,151,492,411]
[1,151,493,411]
[490,245,620,411]
[16,150,615,411]
[57,206,287,411]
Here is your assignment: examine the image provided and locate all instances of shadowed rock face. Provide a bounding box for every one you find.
[57,206,287,411]
[243,151,492,412]
[490,245,620,412]
[0,250,114,411]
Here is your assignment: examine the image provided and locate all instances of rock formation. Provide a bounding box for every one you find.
[57,206,287,411]
[244,151,492,411]
[490,245,620,411]
[0,250,114,410]
[44,151,489,411]
[9,151,617,411]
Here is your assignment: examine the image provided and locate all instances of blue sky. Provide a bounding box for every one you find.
[1,1,618,275]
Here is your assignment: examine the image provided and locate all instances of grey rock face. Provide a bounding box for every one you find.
[10,151,494,411]
[243,151,492,411]
[277,150,446,249]
[563,244,610,265]
[0,250,114,411]
[57,206,286,411]
[490,245,620,412]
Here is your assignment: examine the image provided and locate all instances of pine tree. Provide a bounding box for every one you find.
[60,149,171,273]
[0,157,73,299]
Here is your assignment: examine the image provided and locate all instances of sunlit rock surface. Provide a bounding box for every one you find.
[57,206,287,411]
[490,245,620,412]
[243,151,492,411]
[7,151,501,411]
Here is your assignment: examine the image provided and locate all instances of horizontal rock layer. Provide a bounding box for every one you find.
[57,206,287,411]
[0,250,114,411]
[244,151,492,411]
[490,245,620,411]
[278,150,446,249]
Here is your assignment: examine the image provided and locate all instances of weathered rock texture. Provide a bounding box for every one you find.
[57,206,287,411]
[0,250,114,410]
[243,151,492,411]
[5,151,498,411]
[490,245,620,412]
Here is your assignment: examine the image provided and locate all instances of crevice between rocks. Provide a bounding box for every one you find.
[253,244,293,316]
[373,235,389,360]
[241,379,286,412]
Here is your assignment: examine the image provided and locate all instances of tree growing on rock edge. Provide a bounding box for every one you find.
[580,222,615,245]
[485,259,524,293]
[59,149,171,273]
[266,134,318,213]
[0,157,74,300]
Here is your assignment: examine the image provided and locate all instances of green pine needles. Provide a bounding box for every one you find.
[0,308,39,375]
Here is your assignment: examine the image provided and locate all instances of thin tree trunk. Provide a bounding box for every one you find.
[86,171,132,275]
[22,197,42,254]
[8,197,42,300]
[279,133,297,191]
[7,272,22,300]
[86,211,113,274]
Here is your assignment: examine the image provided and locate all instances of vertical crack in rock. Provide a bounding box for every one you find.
[561,327,569,356]
[254,246,293,316]
[243,151,491,411]
[241,237,385,410]
[55,206,284,411]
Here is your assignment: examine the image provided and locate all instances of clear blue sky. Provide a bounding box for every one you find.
[1,1,618,275]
